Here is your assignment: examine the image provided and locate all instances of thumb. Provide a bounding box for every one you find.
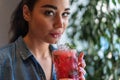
[78,52,86,68]
[78,52,84,61]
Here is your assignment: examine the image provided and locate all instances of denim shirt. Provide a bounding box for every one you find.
[0,37,57,80]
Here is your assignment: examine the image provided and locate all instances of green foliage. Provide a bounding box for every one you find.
[68,0,120,80]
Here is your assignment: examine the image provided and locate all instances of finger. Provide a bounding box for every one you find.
[79,72,85,80]
[78,52,84,61]
[59,78,73,80]
[78,52,86,68]
[78,59,86,68]
[78,67,86,75]
[79,75,85,80]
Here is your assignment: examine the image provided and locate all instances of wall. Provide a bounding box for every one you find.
[0,0,20,47]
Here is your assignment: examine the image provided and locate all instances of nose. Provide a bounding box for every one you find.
[54,15,64,28]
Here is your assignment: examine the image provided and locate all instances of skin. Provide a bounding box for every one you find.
[22,0,85,80]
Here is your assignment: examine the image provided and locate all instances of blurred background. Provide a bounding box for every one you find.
[69,0,120,80]
[0,0,120,80]
[0,0,19,47]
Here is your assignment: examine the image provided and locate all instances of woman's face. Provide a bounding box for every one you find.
[24,0,70,44]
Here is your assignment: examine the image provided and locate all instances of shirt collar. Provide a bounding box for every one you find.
[15,37,32,60]
[15,36,56,60]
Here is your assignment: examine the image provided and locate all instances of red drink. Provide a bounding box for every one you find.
[53,49,79,80]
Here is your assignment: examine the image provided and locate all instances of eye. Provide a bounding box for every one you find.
[44,10,54,16]
[62,12,70,17]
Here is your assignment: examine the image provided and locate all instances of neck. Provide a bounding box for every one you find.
[23,34,50,58]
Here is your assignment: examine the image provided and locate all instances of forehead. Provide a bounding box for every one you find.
[35,0,70,9]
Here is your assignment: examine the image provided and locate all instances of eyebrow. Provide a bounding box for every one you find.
[41,4,70,11]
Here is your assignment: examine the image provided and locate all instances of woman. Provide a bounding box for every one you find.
[0,0,85,80]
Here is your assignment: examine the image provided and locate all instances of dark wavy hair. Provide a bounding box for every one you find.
[9,0,38,43]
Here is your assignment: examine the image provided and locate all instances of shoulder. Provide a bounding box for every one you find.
[0,42,15,55]
[0,43,16,64]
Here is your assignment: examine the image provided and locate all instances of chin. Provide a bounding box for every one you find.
[47,39,58,44]
[50,41,58,44]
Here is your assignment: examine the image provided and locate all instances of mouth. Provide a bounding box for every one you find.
[50,32,62,39]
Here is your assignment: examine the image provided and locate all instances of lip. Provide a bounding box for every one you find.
[50,32,62,38]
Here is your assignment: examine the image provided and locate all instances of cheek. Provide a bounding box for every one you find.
[64,20,69,29]
[32,16,52,31]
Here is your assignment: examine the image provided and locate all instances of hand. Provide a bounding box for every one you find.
[59,78,73,80]
[78,52,86,80]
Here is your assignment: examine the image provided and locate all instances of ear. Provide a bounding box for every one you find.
[23,5,31,21]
